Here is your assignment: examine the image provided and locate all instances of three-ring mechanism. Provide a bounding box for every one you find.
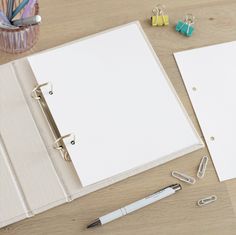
[31,82,75,161]
[31,82,53,100]
[53,133,76,161]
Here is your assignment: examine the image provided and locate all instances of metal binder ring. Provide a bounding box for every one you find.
[59,148,71,162]
[53,133,76,161]
[31,82,53,100]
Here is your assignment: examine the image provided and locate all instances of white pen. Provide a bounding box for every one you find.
[87,183,182,228]
[12,15,41,27]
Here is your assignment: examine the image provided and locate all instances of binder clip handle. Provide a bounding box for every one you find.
[184,13,195,25]
[152,4,166,15]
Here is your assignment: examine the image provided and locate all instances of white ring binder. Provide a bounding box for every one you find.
[31,83,73,161]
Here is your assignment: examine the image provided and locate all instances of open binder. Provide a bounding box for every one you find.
[0,21,203,228]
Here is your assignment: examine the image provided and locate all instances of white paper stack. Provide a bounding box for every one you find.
[174,41,236,181]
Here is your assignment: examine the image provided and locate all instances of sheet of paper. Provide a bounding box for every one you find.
[28,22,202,186]
[174,41,236,181]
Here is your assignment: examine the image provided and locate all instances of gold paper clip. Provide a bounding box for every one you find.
[197,195,217,207]
[197,156,208,179]
[171,171,196,184]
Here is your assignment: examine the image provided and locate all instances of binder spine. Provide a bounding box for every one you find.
[31,82,74,161]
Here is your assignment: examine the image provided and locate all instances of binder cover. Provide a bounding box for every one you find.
[0,21,203,228]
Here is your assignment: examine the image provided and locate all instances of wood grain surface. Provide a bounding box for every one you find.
[1,0,236,234]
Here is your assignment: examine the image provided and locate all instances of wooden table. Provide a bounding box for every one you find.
[1,0,236,234]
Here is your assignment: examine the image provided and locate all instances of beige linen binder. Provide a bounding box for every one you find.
[0,21,203,228]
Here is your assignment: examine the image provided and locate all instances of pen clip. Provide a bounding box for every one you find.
[159,183,182,192]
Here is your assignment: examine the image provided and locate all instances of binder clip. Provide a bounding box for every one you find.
[176,14,195,37]
[197,195,217,207]
[197,156,208,179]
[151,4,169,26]
[172,171,196,184]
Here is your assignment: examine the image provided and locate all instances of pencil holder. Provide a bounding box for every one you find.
[0,0,40,54]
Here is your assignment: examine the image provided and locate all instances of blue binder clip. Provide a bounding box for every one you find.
[176,14,195,37]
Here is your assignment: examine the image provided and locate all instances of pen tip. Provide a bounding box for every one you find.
[87,219,101,229]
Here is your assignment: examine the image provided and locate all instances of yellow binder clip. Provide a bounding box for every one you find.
[151,4,169,26]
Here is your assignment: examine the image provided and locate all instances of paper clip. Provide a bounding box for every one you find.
[171,171,196,184]
[197,195,217,207]
[197,156,208,179]
[151,4,169,26]
[176,13,195,37]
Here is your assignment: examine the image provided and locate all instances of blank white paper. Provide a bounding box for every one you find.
[174,41,236,181]
[28,22,202,186]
